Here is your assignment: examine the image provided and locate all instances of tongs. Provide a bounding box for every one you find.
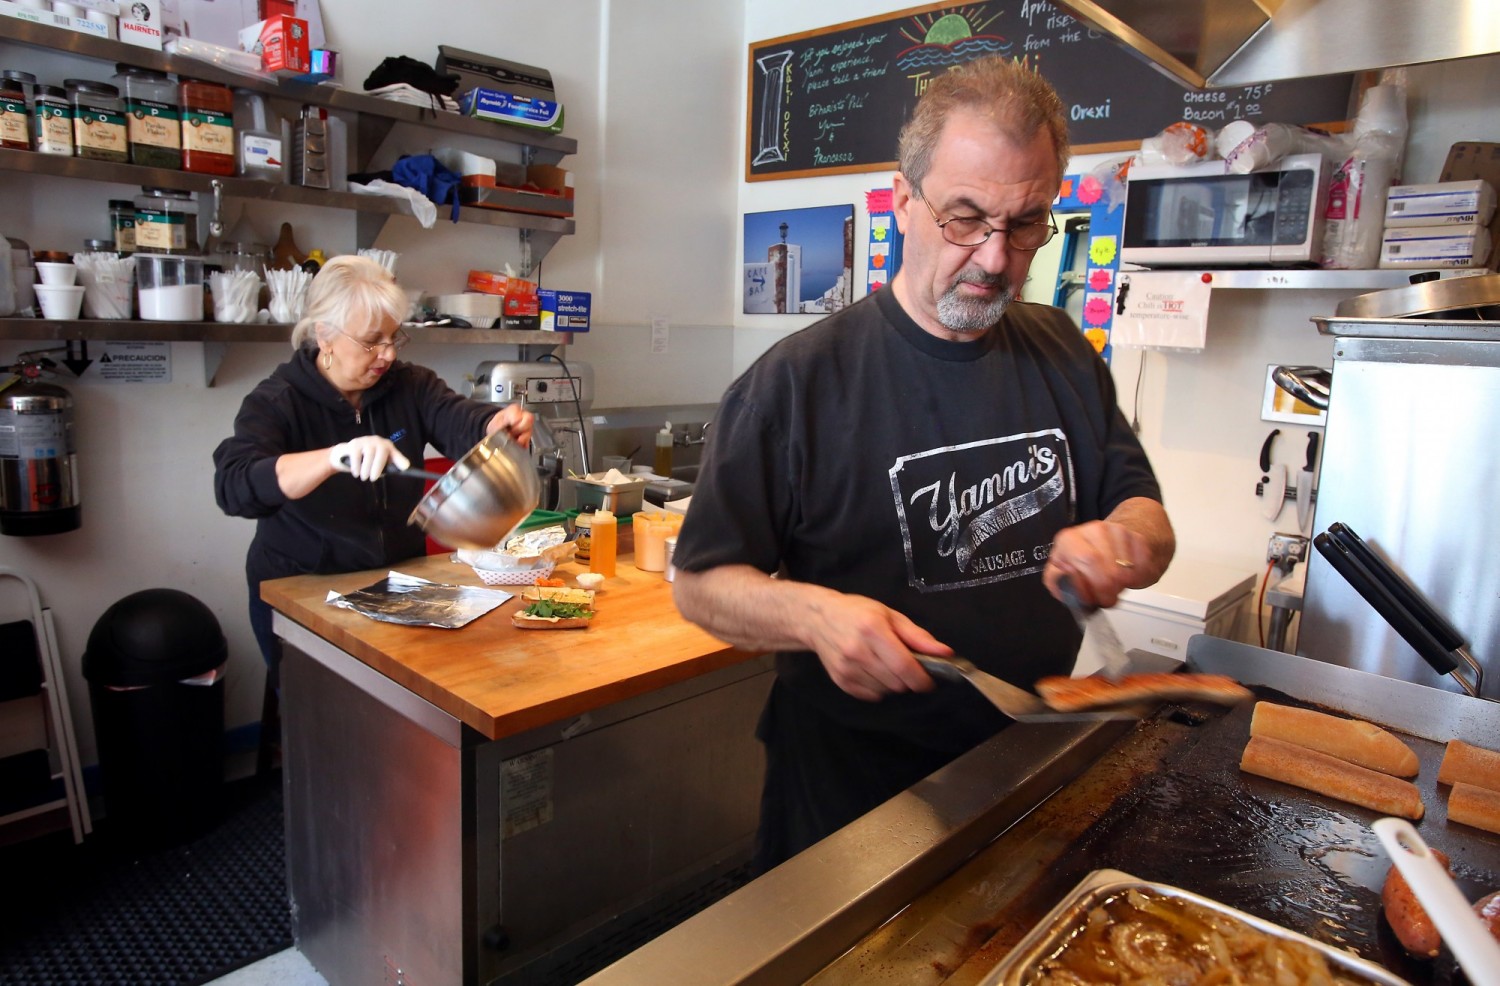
[1313,522,1486,699]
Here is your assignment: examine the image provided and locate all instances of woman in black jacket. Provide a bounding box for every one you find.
[213,255,533,678]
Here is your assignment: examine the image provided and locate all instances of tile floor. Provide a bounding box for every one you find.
[205,948,327,985]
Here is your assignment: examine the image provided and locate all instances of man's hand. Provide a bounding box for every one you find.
[1042,497,1174,608]
[802,592,950,701]
[673,565,952,702]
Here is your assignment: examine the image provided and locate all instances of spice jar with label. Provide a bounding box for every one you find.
[67,79,127,162]
[109,199,137,253]
[114,65,180,169]
[0,70,33,151]
[32,84,72,156]
[179,79,234,176]
[133,187,198,256]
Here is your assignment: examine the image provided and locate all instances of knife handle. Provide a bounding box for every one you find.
[1314,528,1459,675]
[1304,431,1320,472]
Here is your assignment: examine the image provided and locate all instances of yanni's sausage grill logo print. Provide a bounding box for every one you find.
[891,429,1075,592]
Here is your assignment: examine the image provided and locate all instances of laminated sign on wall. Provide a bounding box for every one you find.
[1111,272,1211,352]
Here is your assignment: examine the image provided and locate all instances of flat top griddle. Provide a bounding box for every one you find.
[809,644,1500,986]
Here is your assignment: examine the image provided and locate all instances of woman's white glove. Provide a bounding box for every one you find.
[329,437,410,481]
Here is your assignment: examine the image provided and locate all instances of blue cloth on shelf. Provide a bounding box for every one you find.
[392,155,463,223]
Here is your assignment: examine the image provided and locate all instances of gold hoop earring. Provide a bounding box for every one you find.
[322,351,332,370]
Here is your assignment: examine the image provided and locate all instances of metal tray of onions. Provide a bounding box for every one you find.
[980,869,1409,986]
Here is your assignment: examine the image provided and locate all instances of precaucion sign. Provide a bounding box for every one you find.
[98,341,172,383]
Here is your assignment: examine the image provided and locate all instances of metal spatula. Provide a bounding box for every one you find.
[914,654,1147,723]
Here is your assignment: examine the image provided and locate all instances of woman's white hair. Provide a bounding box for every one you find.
[289,255,408,350]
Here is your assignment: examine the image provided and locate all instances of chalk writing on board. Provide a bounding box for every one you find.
[747,2,1353,181]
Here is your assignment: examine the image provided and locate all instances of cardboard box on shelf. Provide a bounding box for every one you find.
[167,0,326,51]
[120,0,162,48]
[1385,180,1497,229]
[539,290,590,333]
[466,270,513,296]
[1440,142,1500,270]
[436,46,556,101]
[459,87,564,134]
[1379,222,1492,269]
[238,14,310,74]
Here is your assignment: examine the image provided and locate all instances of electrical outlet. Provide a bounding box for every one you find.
[1267,533,1310,565]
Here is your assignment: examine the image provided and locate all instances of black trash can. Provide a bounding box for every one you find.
[83,588,227,847]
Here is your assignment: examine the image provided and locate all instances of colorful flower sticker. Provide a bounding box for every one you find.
[1078,175,1103,205]
[1088,268,1113,291]
[1088,235,1117,266]
[1084,295,1113,327]
[1084,328,1108,354]
[871,215,891,242]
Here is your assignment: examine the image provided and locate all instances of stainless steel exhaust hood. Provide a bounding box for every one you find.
[1061,0,1500,88]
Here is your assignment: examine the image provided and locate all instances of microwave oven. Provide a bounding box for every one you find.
[1121,152,1329,267]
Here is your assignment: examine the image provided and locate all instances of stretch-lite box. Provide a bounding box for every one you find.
[539,290,591,333]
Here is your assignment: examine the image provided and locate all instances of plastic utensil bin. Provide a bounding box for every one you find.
[82,588,226,847]
[135,253,204,320]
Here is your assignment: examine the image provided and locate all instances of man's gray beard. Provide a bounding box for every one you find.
[936,273,1012,333]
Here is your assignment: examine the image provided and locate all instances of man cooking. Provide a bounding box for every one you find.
[671,56,1175,873]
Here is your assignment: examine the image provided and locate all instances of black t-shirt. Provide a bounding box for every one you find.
[674,287,1162,744]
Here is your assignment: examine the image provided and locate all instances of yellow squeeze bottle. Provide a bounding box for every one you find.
[654,421,673,478]
[589,509,617,577]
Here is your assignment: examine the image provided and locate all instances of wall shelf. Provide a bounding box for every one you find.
[0,20,577,162]
[1120,267,1448,291]
[1,320,572,386]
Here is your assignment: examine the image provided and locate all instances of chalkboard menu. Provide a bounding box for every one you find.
[747,1,1354,181]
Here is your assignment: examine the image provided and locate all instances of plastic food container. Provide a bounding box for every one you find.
[135,253,204,321]
[114,65,180,169]
[67,79,127,162]
[133,188,197,256]
[179,79,234,176]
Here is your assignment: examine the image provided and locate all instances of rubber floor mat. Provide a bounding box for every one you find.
[0,776,291,986]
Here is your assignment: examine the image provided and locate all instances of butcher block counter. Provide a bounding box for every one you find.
[260,550,756,740]
[261,546,773,986]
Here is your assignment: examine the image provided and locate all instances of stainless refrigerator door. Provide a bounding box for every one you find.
[1300,334,1500,697]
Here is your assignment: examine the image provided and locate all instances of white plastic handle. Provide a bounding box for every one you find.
[1372,817,1500,986]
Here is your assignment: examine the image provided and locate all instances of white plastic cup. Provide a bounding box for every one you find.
[35,262,78,286]
[34,284,85,320]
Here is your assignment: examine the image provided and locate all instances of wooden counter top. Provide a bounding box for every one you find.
[261,545,756,741]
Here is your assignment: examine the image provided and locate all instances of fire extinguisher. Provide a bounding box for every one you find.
[0,352,80,536]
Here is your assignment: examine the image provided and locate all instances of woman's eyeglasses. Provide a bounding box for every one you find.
[340,328,411,356]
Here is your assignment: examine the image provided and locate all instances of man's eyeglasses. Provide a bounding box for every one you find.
[919,196,1058,251]
[340,328,411,356]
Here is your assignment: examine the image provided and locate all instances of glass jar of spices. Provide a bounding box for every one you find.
[66,79,127,163]
[113,65,180,170]
[32,84,72,156]
[179,79,234,176]
[109,199,137,254]
[133,187,198,256]
[0,70,33,151]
